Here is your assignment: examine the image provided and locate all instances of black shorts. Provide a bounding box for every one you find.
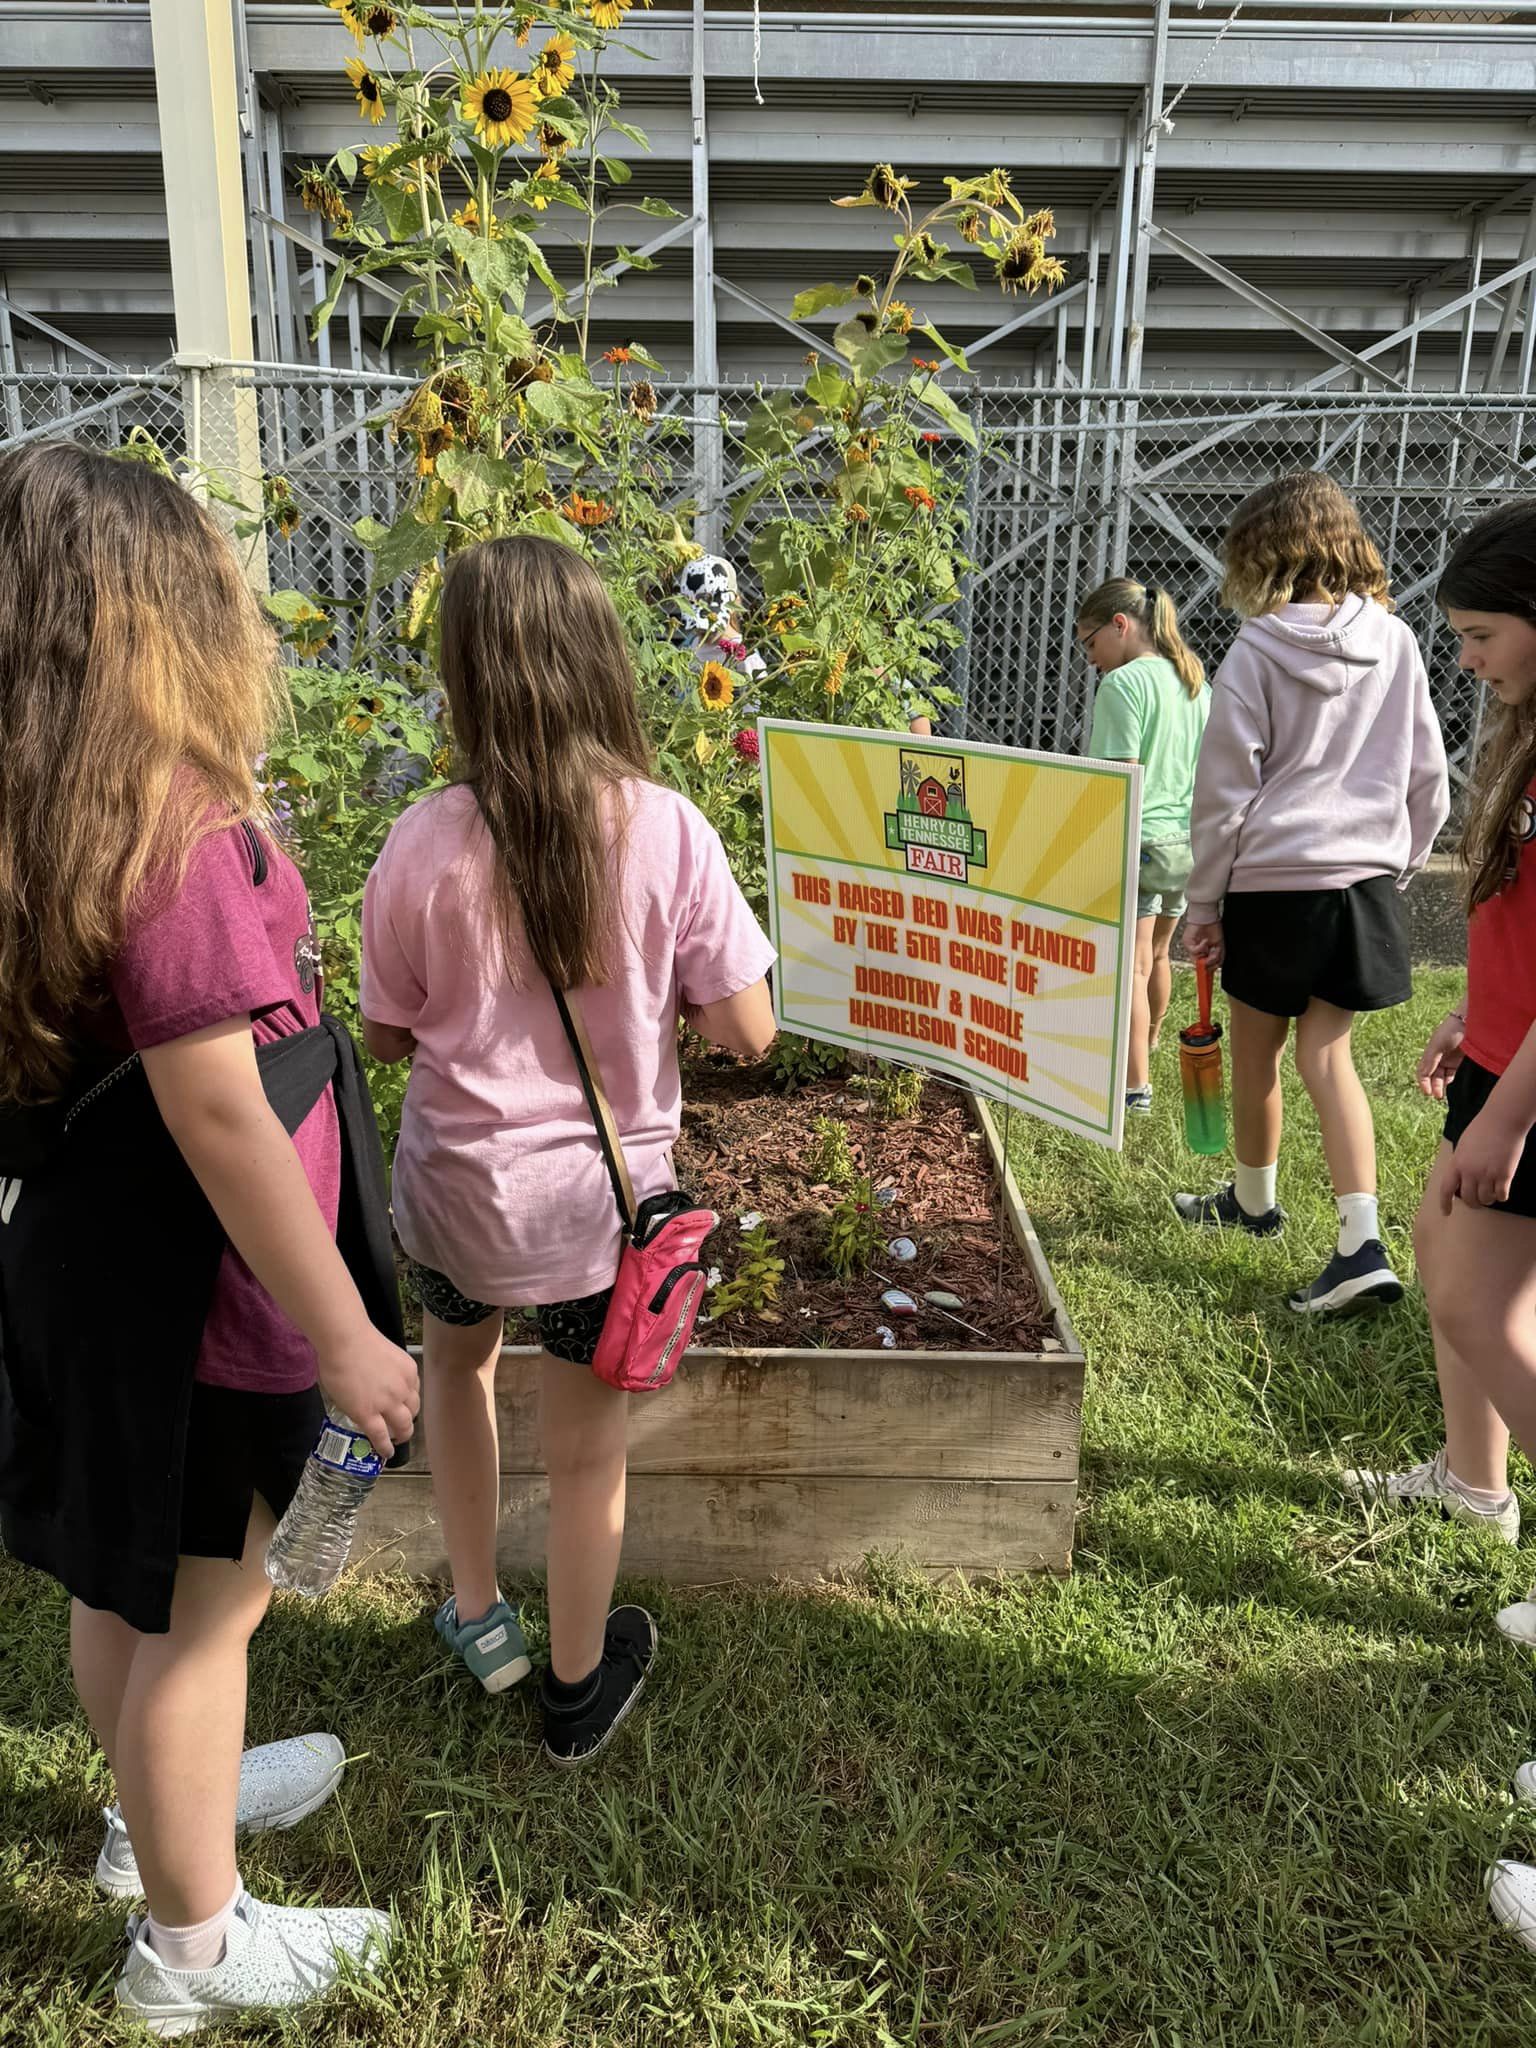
[1220,877,1411,1019]
[1444,1056,1536,1220]
[409,1263,614,1368]
[178,1381,324,1562]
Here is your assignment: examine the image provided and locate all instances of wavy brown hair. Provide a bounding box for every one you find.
[1077,576,1206,697]
[1220,471,1391,619]
[438,536,653,988]
[0,442,279,1102]
[1437,499,1536,911]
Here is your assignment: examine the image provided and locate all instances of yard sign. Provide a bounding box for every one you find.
[759,720,1143,1150]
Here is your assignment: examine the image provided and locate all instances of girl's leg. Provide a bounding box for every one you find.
[1293,999,1376,1201]
[1228,997,1289,1215]
[421,1306,506,1625]
[1147,914,1180,1053]
[111,1498,276,1929]
[1425,1199,1536,1490]
[1127,917,1155,1091]
[70,1599,142,1779]
[540,1357,628,1684]
[1416,1147,1512,1494]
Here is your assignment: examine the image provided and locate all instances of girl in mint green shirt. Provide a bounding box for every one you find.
[1079,578,1210,1111]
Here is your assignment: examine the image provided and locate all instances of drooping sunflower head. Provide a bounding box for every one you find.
[587,0,632,29]
[698,661,736,712]
[538,120,573,160]
[345,56,386,124]
[331,0,398,46]
[957,209,983,245]
[865,163,917,211]
[461,68,537,148]
[530,34,576,100]
[436,371,477,424]
[525,159,563,210]
[452,197,503,238]
[853,274,877,298]
[995,232,1065,296]
[1023,207,1056,243]
[629,379,657,420]
[907,231,942,269]
[885,301,915,335]
[296,168,352,229]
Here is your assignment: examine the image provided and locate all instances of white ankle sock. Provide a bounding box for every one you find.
[1234,1161,1277,1219]
[148,1878,241,1972]
[1336,1193,1379,1258]
[1444,1466,1513,1510]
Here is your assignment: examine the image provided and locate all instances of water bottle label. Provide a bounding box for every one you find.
[314,1424,383,1481]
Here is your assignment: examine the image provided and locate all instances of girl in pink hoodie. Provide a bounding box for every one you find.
[1176,472,1449,1314]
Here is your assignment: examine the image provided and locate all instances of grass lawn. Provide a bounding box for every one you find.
[8,966,1536,2044]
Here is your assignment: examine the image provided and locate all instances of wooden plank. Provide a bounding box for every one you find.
[352,1471,1076,1584]
[972,1093,1086,1364]
[405,1352,1082,1482]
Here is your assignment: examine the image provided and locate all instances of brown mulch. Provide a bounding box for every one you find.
[674,1055,1053,1354]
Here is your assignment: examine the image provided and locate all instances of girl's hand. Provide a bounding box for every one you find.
[316,1326,421,1459]
[1441,1107,1527,1212]
[1183,921,1224,968]
[1417,1011,1467,1101]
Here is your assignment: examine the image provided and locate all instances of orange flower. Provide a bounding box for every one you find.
[846,504,870,525]
[921,430,942,444]
[904,485,936,511]
[911,357,942,373]
[603,346,633,365]
[824,650,849,696]
[564,491,614,526]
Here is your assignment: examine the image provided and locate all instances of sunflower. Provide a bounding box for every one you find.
[296,169,352,228]
[331,0,398,46]
[824,650,849,697]
[525,159,563,210]
[957,209,983,245]
[853,274,877,298]
[531,34,576,99]
[995,232,1065,296]
[462,68,536,148]
[452,198,503,238]
[538,121,572,160]
[436,371,477,424]
[587,0,632,28]
[865,163,917,210]
[345,57,386,124]
[885,300,914,335]
[415,422,455,476]
[564,491,615,526]
[629,379,657,420]
[698,662,735,712]
[288,601,333,656]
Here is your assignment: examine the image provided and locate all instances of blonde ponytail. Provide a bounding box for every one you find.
[1077,576,1205,699]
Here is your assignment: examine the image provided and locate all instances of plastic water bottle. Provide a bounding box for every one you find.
[264,1407,384,1597]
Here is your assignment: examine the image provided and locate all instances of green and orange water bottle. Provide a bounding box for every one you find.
[1179,957,1226,1155]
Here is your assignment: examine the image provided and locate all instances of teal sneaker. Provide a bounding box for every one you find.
[434,1596,532,1695]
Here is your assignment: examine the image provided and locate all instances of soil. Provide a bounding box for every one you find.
[674,1054,1053,1354]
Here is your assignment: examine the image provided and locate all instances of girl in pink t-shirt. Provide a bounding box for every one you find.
[361,536,775,1764]
[0,443,417,2028]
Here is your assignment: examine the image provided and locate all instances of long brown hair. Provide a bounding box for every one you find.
[0,442,279,1102]
[1076,576,1205,697]
[438,536,652,988]
[1220,471,1391,619]
[1438,500,1536,911]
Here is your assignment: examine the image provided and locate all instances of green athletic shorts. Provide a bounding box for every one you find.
[1137,837,1193,920]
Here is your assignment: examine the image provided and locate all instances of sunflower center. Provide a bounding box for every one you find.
[367,6,394,28]
[360,75,380,101]
[483,87,514,121]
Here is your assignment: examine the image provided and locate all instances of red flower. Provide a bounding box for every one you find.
[912,357,942,372]
[904,485,936,512]
[921,430,942,443]
[732,727,760,762]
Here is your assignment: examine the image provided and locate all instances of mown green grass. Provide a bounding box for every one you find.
[6,968,1536,2045]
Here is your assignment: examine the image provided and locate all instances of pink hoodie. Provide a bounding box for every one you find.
[1184,595,1450,927]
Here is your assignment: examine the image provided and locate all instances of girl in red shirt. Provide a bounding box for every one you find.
[1345,501,1536,1946]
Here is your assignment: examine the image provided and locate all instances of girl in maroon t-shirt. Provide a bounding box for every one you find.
[1342,501,1536,1948]
[0,444,418,2027]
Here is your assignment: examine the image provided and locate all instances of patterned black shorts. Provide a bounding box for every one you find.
[409,1263,614,1367]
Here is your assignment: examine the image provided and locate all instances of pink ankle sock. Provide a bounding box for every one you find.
[148,1879,241,1972]
[1445,1467,1512,1510]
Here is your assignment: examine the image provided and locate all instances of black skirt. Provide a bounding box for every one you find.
[1444,1056,1536,1221]
[178,1382,325,1561]
[1221,877,1412,1019]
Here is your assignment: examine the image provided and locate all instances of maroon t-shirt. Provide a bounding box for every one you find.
[101,821,340,1394]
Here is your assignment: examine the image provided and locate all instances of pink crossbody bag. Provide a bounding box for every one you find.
[552,987,719,1392]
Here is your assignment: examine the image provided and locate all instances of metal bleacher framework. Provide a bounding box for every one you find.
[1,0,1534,766]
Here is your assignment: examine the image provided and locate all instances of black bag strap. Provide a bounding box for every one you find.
[551,987,638,1235]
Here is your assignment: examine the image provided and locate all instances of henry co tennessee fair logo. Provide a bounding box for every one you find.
[884,749,990,884]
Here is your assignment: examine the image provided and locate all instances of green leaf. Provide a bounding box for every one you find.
[804,364,852,413]
[413,311,475,346]
[334,148,358,185]
[523,378,602,429]
[433,446,523,519]
[742,389,802,460]
[515,510,581,547]
[625,342,664,372]
[508,229,562,301]
[311,259,350,337]
[600,155,633,186]
[354,509,443,586]
[833,314,910,381]
[909,375,976,447]
[614,242,659,273]
[288,750,327,784]
[608,118,651,151]
[463,234,531,310]
[637,195,683,219]
[791,282,856,321]
[374,176,423,244]
[263,588,322,624]
[917,322,971,374]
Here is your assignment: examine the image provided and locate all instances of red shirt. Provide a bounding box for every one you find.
[100,821,340,1394]
[1464,786,1536,1078]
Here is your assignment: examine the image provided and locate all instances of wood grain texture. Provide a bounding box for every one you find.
[352,1472,1076,1583]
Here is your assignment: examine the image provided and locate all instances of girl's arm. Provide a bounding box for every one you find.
[1443,1015,1536,1211]
[140,1015,420,1455]
[1403,646,1451,879]
[1183,669,1269,928]
[1087,672,1139,763]
[686,978,776,1060]
[362,1018,416,1064]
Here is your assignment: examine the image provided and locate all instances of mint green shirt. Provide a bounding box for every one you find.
[1088,654,1210,842]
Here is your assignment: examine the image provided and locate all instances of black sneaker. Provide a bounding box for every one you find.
[541,1606,657,1768]
[1288,1240,1403,1315]
[1173,1182,1286,1236]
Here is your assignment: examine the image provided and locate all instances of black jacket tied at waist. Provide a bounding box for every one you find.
[0,1017,406,1633]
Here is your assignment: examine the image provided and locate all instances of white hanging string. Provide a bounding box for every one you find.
[753,0,764,105]
[1149,0,1244,141]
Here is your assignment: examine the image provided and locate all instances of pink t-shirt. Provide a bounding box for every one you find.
[361,780,775,1305]
[103,821,339,1394]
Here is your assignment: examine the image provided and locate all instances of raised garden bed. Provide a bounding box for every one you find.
[356,1061,1085,1583]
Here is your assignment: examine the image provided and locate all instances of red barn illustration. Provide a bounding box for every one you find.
[917,776,947,819]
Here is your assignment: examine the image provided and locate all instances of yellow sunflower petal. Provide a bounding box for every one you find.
[461,68,537,149]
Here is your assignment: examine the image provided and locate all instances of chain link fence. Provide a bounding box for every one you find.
[6,365,1528,786]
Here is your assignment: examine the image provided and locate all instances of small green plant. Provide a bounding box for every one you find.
[770,1033,847,1093]
[708,1224,786,1321]
[810,1115,857,1188]
[825,1178,885,1280]
[869,1062,924,1118]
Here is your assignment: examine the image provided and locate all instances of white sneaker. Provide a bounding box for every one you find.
[1513,1761,1536,1804]
[1341,1448,1520,1546]
[96,1734,346,1898]
[116,1889,390,2036]
[1497,1599,1536,1647]
[1488,1860,1536,1952]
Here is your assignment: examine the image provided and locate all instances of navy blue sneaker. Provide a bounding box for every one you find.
[1288,1240,1403,1315]
[1173,1182,1286,1236]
